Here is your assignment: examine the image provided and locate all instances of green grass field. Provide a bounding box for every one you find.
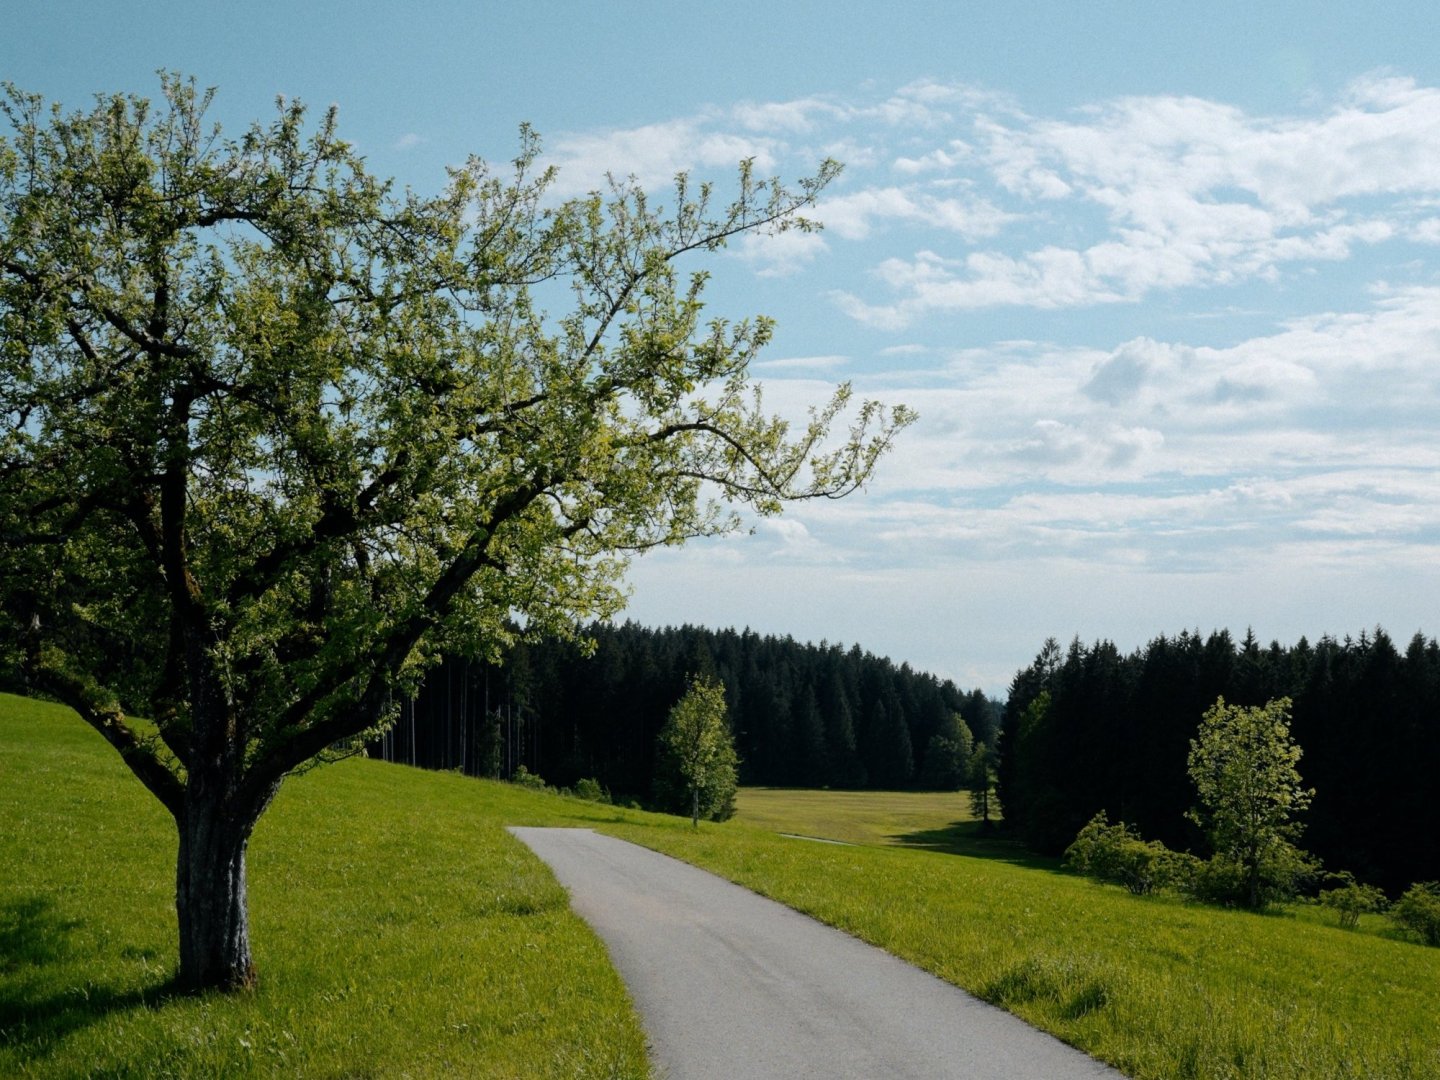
[0,693,651,1079]
[621,793,1440,1079]
[734,786,977,846]
[7,695,1440,1079]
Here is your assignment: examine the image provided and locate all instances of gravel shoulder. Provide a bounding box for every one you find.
[510,827,1124,1080]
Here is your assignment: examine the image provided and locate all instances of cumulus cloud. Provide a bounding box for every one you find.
[814,185,1017,242]
[578,76,1440,688]
[838,75,1440,325]
[1084,338,1161,404]
[736,229,829,277]
[544,119,780,196]
[731,96,848,133]
[893,140,973,174]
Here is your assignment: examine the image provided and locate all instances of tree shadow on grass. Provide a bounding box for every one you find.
[0,895,82,975]
[0,894,180,1059]
[891,820,1069,875]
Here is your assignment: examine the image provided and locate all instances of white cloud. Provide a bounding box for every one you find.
[1083,337,1181,404]
[815,185,1017,242]
[1412,217,1440,243]
[736,229,829,277]
[731,96,847,133]
[838,75,1440,325]
[544,119,780,196]
[752,354,850,373]
[892,140,973,174]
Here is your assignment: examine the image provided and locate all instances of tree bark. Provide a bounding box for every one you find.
[691,785,700,829]
[175,799,260,992]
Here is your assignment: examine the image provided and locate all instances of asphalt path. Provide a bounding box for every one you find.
[509,827,1124,1080]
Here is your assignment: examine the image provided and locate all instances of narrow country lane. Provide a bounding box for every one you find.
[509,827,1125,1080]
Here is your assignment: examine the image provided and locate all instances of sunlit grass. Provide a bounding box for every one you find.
[734,786,976,846]
[0,693,650,1079]
[605,794,1440,1079]
[10,694,1440,1079]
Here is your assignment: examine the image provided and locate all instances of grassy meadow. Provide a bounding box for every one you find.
[617,795,1440,1079]
[733,786,978,847]
[6,695,1440,1079]
[0,693,650,1079]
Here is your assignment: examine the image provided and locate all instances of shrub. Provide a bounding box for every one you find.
[1390,882,1440,946]
[1319,871,1387,930]
[1184,848,1317,909]
[511,765,549,791]
[1065,812,1187,895]
[573,777,611,804]
[1185,854,1251,906]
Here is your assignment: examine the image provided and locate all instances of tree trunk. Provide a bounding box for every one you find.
[175,802,259,992]
[691,785,700,829]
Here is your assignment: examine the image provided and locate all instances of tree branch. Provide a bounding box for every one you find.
[24,629,185,818]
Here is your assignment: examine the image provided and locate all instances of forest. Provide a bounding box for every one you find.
[997,627,1440,895]
[369,622,1001,800]
[362,620,1440,895]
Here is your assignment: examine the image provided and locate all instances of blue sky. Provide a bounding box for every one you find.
[8,3,1440,693]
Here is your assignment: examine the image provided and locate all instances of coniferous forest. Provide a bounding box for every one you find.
[370,622,1001,801]
[997,628,1440,895]
[370,620,1439,893]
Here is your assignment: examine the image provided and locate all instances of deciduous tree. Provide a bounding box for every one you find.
[1187,696,1315,909]
[655,675,738,827]
[0,76,909,990]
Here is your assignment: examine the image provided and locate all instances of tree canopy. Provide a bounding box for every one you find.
[0,75,911,990]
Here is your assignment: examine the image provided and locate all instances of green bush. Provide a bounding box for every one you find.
[1185,855,1251,906]
[573,777,611,804]
[1065,812,1188,895]
[1184,847,1317,909]
[1319,871,1387,930]
[1390,882,1440,946]
[511,764,549,791]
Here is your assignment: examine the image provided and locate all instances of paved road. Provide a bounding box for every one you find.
[510,827,1124,1080]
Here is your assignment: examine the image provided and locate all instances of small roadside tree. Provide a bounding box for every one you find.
[655,676,738,827]
[0,77,910,991]
[968,742,997,831]
[1187,696,1315,909]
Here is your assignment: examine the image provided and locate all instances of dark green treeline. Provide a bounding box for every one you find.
[997,628,1440,895]
[371,622,1000,800]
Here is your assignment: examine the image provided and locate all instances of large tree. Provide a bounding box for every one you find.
[0,76,911,991]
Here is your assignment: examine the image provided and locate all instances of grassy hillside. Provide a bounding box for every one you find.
[8,694,1440,1079]
[611,800,1440,1080]
[0,693,650,1079]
